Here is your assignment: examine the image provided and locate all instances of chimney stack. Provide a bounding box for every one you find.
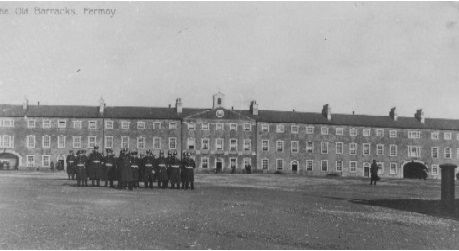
[415,109,425,123]
[22,97,29,111]
[322,104,331,121]
[99,97,105,115]
[250,100,258,116]
[175,98,182,114]
[389,107,398,121]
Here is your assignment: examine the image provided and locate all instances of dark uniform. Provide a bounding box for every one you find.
[130,151,140,188]
[182,153,196,190]
[370,160,379,185]
[167,152,181,189]
[143,150,155,188]
[119,150,133,190]
[157,151,168,189]
[104,149,117,187]
[87,146,104,186]
[180,153,187,189]
[66,150,77,180]
[76,150,88,187]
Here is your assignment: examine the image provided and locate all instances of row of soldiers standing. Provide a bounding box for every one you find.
[66,146,196,190]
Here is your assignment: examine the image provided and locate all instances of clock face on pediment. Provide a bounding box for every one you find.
[216,109,224,118]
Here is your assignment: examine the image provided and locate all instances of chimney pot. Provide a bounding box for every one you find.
[250,100,258,116]
[415,109,425,123]
[322,104,331,121]
[389,107,398,121]
[175,98,183,114]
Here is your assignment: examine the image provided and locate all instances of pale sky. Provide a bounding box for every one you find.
[1,2,459,119]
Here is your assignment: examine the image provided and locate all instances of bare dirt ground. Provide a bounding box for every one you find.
[0,171,458,249]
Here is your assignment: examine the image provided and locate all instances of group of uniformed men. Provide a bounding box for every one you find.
[65,146,196,190]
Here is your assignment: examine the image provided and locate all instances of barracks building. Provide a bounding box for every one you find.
[1,92,459,179]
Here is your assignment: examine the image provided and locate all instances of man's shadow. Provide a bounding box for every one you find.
[350,198,459,220]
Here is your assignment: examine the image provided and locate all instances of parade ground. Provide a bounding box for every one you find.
[0,172,458,249]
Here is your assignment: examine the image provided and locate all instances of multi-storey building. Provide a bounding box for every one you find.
[1,93,459,179]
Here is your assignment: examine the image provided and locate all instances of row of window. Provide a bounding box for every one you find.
[0,119,14,128]
[187,122,252,131]
[25,119,179,130]
[26,135,178,150]
[187,138,251,151]
[199,157,252,169]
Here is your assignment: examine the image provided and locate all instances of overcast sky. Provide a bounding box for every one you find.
[1,2,459,119]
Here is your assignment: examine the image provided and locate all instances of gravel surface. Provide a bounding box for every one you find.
[0,171,458,249]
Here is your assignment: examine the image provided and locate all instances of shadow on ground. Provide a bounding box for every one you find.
[350,198,459,221]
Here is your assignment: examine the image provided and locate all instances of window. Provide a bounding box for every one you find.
[390,162,397,175]
[202,138,210,150]
[336,160,343,171]
[363,162,370,176]
[306,160,313,171]
[262,159,269,170]
[153,122,161,129]
[58,120,66,129]
[105,121,113,129]
[349,143,357,155]
[42,155,50,167]
[389,130,397,138]
[408,145,421,157]
[349,161,357,173]
[390,144,397,156]
[243,123,251,131]
[169,122,177,129]
[431,131,439,140]
[137,122,146,129]
[137,136,146,149]
[376,144,384,155]
[230,158,237,169]
[216,123,224,130]
[306,126,314,134]
[121,121,130,130]
[376,129,384,137]
[42,135,51,148]
[431,164,439,175]
[105,136,113,149]
[169,137,177,149]
[243,139,251,151]
[73,121,82,129]
[291,141,299,153]
[88,121,97,130]
[58,135,65,148]
[350,128,357,136]
[444,147,452,159]
[216,138,224,151]
[187,138,196,150]
[321,142,328,154]
[262,140,269,151]
[444,132,452,140]
[276,124,285,133]
[27,120,36,128]
[321,160,328,172]
[43,120,51,129]
[121,136,129,149]
[201,157,209,168]
[363,143,370,155]
[26,155,35,167]
[230,139,238,151]
[276,140,284,152]
[188,122,195,130]
[0,135,14,148]
[408,131,421,139]
[230,123,237,130]
[153,137,161,149]
[363,128,371,137]
[306,141,314,153]
[291,125,299,134]
[321,127,329,135]
[431,147,439,158]
[276,159,283,170]
[201,123,209,130]
[2,119,14,128]
[73,136,81,148]
[87,136,96,148]
[336,128,344,136]
[27,135,35,148]
[377,162,384,175]
[336,142,343,155]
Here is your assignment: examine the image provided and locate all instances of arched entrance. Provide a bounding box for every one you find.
[291,161,298,173]
[0,152,19,170]
[403,161,428,179]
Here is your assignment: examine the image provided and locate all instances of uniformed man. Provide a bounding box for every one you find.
[66,150,77,180]
[168,151,181,189]
[143,150,155,188]
[104,149,117,187]
[138,153,145,187]
[87,146,104,187]
[119,149,133,190]
[183,153,196,190]
[130,151,140,188]
[157,151,168,189]
[370,160,379,185]
[116,148,127,189]
[76,150,88,187]
[180,152,187,189]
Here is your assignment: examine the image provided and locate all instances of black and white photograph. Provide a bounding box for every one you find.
[0,1,459,249]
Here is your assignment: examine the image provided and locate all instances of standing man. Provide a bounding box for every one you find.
[168,151,181,189]
[157,151,168,189]
[76,150,88,187]
[87,146,104,187]
[183,153,196,190]
[180,153,187,189]
[119,149,133,190]
[66,150,76,180]
[143,150,155,188]
[104,149,116,187]
[370,160,379,185]
[130,151,140,189]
